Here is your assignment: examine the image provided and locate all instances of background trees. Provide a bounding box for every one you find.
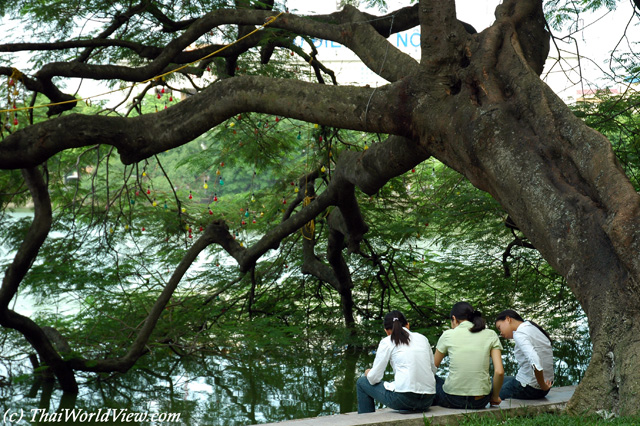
[1,0,639,416]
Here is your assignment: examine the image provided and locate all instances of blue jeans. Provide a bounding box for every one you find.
[356,376,435,413]
[433,376,490,409]
[499,376,549,400]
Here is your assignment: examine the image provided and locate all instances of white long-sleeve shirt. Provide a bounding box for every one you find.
[367,328,437,394]
[513,321,554,388]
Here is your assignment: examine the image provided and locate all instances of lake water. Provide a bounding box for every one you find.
[0,212,589,425]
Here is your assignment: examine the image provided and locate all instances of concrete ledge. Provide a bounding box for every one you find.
[260,386,575,426]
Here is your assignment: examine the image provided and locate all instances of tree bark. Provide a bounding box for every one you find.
[409,0,640,415]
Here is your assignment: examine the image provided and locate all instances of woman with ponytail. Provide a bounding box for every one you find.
[356,310,437,413]
[433,302,504,409]
[495,309,554,399]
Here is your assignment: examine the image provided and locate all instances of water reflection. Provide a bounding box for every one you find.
[0,326,589,426]
[1,336,368,426]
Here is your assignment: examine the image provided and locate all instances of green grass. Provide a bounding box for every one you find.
[440,413,640,425]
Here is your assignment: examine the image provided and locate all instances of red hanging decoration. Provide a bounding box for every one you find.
[199,226,204,232]
[275,116,280,122]
[241,220,246,226]
[214,194,218,202]
[142,227,146,231]
[161,87,165,94]
[147,188,151,195]
[135,190,140,196]
[411,168,416,173]
[209,208,213,215]
[157,93,161,99]
[189,191,193,200]
[319,136,323,142]
[13,118,18,126]
[282,197,287,204]
[169,95,173,102]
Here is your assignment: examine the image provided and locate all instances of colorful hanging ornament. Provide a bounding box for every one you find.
[241,220,246,226]
[251,193,256,202]
[142,171,147,177]
[147,188,151,195]
[214,194,218,202]
[411,168,416,173]
[164,202,168,209]
[152,199,157,207]
[294,187,299,193]
[320,165,326,173]
[275,116,280,122]
[189,191,193,200]
[204,180,209,189]
[244,210,249,217]
[282,197,287,204]
[209,207,213,215]
[297,132,301,140]
[181,207,186,213]
[252,218,256,224]
[219,177,224,185]
[142,226,146,231]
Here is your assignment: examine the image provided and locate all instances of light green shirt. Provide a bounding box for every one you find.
[436,321,503,396]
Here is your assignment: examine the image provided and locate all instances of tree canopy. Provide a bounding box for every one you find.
[2,0,640,417]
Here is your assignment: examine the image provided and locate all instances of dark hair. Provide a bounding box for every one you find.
[384,310,410,346]
[450,302,485,333]
[495,309,553,344]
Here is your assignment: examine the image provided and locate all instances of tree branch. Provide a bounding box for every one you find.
[0,76,407,169]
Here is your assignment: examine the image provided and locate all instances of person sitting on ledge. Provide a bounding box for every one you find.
[495,309,554,400]
[433,301,504,409]
[356,310,436,413]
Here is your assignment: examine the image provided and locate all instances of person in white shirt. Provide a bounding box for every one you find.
[494,309,554,400]
[356,310,437,413]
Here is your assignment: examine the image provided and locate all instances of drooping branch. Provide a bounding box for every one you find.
[0,75,409,169]
[0,167,78,392]
[0,168,51,310]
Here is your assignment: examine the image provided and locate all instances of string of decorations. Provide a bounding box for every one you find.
[0,11,285,116]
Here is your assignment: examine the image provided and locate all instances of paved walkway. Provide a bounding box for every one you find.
[260,386,575,426]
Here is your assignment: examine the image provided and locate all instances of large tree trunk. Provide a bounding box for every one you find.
[410,0,640,415]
